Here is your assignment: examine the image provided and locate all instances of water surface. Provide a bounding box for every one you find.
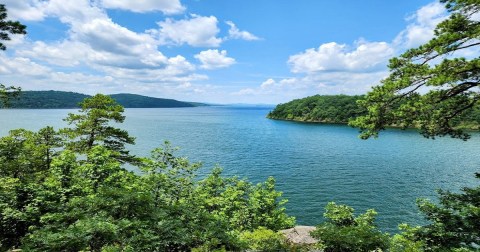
[1,106,478,233]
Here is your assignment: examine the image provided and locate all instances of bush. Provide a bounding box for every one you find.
[311,202,389,252]
[239,227,287,251]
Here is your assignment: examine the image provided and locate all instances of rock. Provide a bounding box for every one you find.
[280,225,318,245]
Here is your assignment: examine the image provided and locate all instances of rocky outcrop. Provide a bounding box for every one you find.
[280,226,318,245]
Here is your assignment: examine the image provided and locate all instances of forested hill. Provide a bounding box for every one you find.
[109,93,199,108]
[267,95,366,123]
[267,94,480,129]
[1,91,203,108]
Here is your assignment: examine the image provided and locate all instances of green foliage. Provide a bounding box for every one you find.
[109,93,197,108]
[347,1,480,250]
[388,175,480,252]
[389,224,425,252]
[196,168,295,233]
[0,4,25,107]
[62,94,137,164]
[311,202,390,252]
[268,94,366,123]
[0,84,21,108]
[412,173,480,251]
[350,0,480,140]
[0,90,202,109]
[239,227,287,251]
[0,95,295,251]
[1,90,89,109]
[0,4,26,51]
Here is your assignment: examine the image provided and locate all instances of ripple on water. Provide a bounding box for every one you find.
[0,107,478,233]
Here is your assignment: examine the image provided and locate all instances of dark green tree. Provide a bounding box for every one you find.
[62,94,137,164]
[350,0,480,140]
[0,129,59,250]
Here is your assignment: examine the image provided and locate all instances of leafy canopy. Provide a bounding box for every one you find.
[62,94,137,164]
[311,202,390,252]
[350,0,480,140]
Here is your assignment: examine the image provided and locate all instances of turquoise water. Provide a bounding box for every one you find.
[1,106,479,233]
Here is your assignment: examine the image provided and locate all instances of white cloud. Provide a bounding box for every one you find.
[194,49,235,69]
[2,0,47,21]
[155,14,222,47]
[101,0,185,14]
[232,70,390,104]
[43,0,107,25]
[2,0,207,96]
[267,1,452,103]
[288,40,394,74]
[17,41,87,67]
[0,54,51,77]
[394,2,448,49]
[226,21,260,41]
[260,78,276,89]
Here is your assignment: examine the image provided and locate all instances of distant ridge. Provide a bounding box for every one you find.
[1,90,205,109]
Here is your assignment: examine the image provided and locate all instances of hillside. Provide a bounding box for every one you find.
[1,91,202,109]
[267,95,366,123]
[267,94,480,129]
[109,93,197,108]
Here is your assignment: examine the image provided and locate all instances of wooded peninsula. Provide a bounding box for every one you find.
[267,94,480,130]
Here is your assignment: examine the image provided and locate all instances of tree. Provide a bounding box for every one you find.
[0,4,26,51]
[62,94,137,164]
[310,202,389,252]
[413,179,480,251]
[0,4,25,107]
[350,0,480,140]
[348,0,480,250]
[0,84,20,108]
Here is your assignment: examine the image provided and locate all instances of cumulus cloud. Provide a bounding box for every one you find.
[2,0,47,21]
[0,55,51,77]
[226,21,260,41]
[265,1,450,102]
[194,49,235,69]
[288,40,394,74]
[1,0,207,95]
[394,2,448,49]
[43,0,107,25]
[155,15,223,47]
[101,0,185,14]
[16,41,87,67]
[232,70,390,104]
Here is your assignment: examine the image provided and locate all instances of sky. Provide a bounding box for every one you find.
[0,0,452,104]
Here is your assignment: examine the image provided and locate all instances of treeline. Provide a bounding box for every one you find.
[267,95,366,123]
[0,90,200,109]
[267,94,480,130]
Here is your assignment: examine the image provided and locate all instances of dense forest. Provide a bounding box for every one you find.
[268,94,480,130]
[0,91,201,109]
[267,95,365,123]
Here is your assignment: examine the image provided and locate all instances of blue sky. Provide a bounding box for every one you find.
[1,0,450,104]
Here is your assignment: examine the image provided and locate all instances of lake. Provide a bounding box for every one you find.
[1,106,479,233]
